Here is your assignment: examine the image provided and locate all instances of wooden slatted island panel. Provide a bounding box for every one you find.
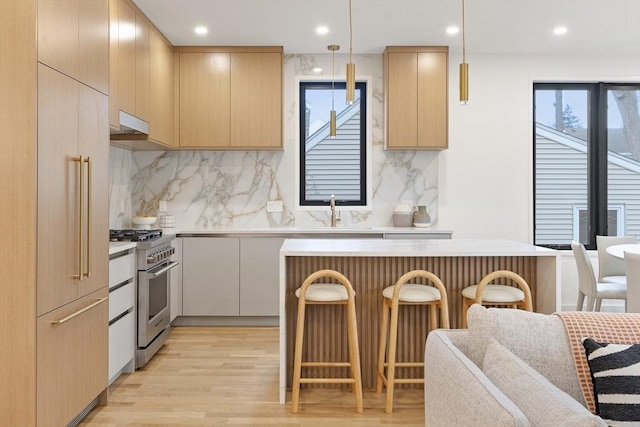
[278,239,559,403]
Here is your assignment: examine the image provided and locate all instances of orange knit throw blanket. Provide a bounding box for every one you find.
[555,311,640,413]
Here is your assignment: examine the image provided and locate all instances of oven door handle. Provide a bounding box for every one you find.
[147,261,180,279]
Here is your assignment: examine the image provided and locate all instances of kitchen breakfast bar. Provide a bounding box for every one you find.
[278,238,559,403]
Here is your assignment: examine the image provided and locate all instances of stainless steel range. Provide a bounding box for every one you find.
[110,229,178,368]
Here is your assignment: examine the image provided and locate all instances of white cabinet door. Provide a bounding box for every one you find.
[170,238,183,321]
[239,238,283,316]
[182,237,240,315]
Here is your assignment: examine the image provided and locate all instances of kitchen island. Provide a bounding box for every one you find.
[278,238,558,403]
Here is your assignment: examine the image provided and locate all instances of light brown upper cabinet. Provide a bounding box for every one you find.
[109,0,119,128]
[230,52,283,149]
[116,0,135,116]
[179,52,231,148]
[383,46,448,150]
[38,0,109,95]
[114,0,149,122]
[177,47,283,150]
[149,30,175,147]
[135,13,150,121]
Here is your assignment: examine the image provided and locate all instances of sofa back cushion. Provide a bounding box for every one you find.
[483,339,607,427]
[425,330,531,427]
[467,304,585,406]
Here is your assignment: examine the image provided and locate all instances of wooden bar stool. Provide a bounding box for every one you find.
[375,270,449,414]
[290,269,363,414]
[460,270,533,328]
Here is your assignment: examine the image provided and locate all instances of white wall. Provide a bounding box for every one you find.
[439,52,640,309]
[441,52,640,240]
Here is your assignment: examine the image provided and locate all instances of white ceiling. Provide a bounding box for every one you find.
[132,0,640,55]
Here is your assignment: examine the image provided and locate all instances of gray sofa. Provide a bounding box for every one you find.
[424,305,607,427]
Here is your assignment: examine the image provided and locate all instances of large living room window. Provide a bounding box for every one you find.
[533,83,640,249]
[299,81,367,206]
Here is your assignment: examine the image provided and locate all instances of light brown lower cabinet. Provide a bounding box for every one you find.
[37,288,108,427]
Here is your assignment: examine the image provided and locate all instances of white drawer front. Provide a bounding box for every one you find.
[109,311,135,383]
[109,252,135,288]
[109,281,135,321]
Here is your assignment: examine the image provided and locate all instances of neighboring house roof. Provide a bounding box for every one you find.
[305,99,361,153]
[535,123,640,244]
[304,99,362,200]
[536,123,640,173]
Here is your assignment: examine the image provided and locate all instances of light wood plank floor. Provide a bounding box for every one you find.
[81,326,425,426]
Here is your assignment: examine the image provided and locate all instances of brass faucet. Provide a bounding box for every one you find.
[330,195,338,227]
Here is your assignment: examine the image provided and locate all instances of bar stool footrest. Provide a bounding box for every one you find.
[300,378,357,384]
[381,362,424,368]
[301,362,352,367]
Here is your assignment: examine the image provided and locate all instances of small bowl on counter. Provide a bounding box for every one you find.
[132,215,157,230]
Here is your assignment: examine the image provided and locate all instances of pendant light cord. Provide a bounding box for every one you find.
[462,0,466,63]
[332,49,335,111]
[349,0,353,63]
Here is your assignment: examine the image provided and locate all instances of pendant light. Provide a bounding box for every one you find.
[459,0,469,104]
[346,0,355,104]
[328,44,340,138]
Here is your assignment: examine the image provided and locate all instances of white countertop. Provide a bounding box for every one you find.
[177,226,452,235]
[279,238,557,257]
[109,241,137,255]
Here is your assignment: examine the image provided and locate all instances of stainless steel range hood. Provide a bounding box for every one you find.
[110,111,149,140]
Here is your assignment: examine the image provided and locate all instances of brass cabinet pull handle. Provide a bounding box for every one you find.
[50,297,108,325]
[73,156,84,280]
[84,157,91,278]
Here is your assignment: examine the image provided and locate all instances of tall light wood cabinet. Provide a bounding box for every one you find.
[383,46,448,150]
[1,1,109,425]
[37,0,109,95]
[177,47,283,150]
[37,65,109,316]
[0,2,38,425]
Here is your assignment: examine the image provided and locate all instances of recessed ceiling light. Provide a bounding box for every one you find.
[316,26,329,35]
[313,67,322,73]
[446,26,460,35]
[553,26,568,36]
[194,26,208,35]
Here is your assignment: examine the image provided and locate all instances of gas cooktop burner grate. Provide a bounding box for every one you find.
[109,229,163,242]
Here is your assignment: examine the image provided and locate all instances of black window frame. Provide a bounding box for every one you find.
[299,80,367,207]
[533,82,638,250]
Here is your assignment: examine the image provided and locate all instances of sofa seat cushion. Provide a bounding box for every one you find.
[466,304,585,406]
[483,339,607,427]
[583,338,640,425]
[462,284,525,303]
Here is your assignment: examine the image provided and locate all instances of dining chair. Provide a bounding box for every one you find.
[571,241,627,311]
[596,235,636,286]
[624,252,640,313]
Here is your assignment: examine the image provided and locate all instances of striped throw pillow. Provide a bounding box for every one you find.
[583,338,640,424]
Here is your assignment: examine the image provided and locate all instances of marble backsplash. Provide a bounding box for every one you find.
[109,53,439,230]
